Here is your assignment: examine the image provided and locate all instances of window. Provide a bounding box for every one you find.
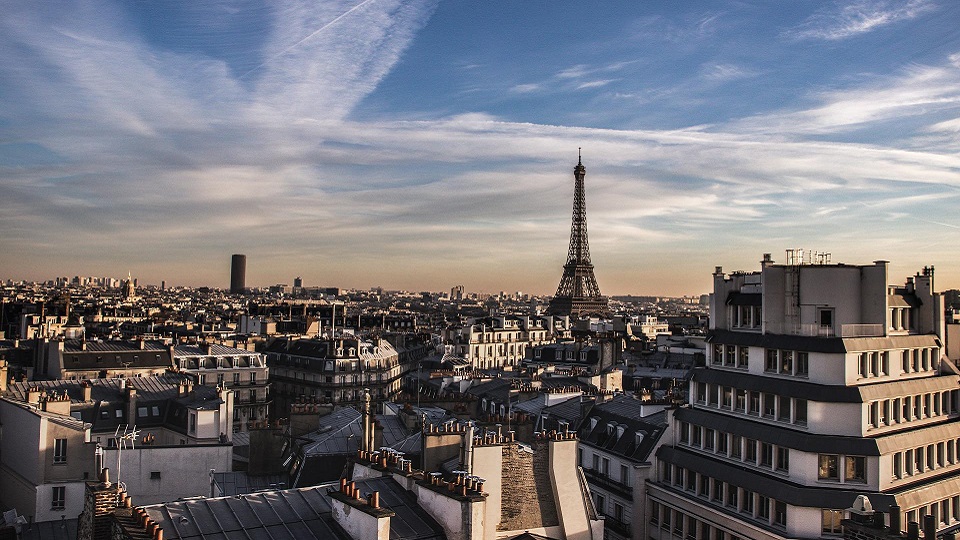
[845,456,866,482]
[781,350,793,374]
[595,494,605,514]
[778,395,791,422]
[760,443,773,467]
[189,413,197,434]
[621,464,629,485]
[741,489,754,514]
[725,345,736,366]
[818,308,834,331]
[726,484,738,508]
[717,432,728,454]
[775,500,787,527]
[795,399,807,425]
[763,393,776,417]
[749,392,760,415]
[745,439,757,463]
[712,344,723,365]
[722,387,732,409]
[699,474,710,497]
[53,439,67,464]
[250,372,257,384]
[822,509,844,534]
[757,495,770,519]
[697,382,707,403]
[651,501,660,525]
[765,349,778,372]
[137,407,148,417]
[233,372,240,384]
[738,346,749,368]
[819,454,839,480]
[51,486,66,510]
[731,435,743,459]
[796,352,809,376]
[776,448,789,472]
[736,389,746,412]
[894,452,903,479]
[705,429,715,450]
[150,471,161,480]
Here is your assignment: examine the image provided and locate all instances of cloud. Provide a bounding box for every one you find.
[1,1,959,293]
[700,63,758,82]
[729,60,960,135]
[510,83,541,94]
[577,80,616,90]
[785,0,936,41]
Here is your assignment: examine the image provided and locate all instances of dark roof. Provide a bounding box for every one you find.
[675,407,880,455]
[59,339,172,371]
[140,479,446,540]
[726,292,761,306]
[17,519,77,540]
[578,395,667,462]
[4,374,223,433]
[212,472,290,496]
[466,378,513,402]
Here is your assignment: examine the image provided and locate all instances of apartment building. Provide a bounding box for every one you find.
[648,255,958,540]
[173,343,269,430]
[578,394,671,540]
[0,374,233,520]
[443,315,551,370]
[264,335,405,415]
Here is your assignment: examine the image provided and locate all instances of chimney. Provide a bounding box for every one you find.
[923,514,936,540]
[82,380,93,402]
[27,386,44,404]
[125,381,138,425]
[889,504,901,533]
[0,359,8,394]
[77,468,124,540]
[202,342,213,355]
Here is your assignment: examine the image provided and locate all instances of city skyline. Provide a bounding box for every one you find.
[1,1,959,296]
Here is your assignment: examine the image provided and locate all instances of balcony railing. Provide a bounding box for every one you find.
[581,467,633,500]
[761,322,884,338]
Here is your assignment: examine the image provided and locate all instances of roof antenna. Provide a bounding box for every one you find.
[578,147,582,164]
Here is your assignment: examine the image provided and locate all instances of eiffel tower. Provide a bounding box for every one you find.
[548,151,609,317]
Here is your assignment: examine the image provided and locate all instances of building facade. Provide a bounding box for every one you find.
[443,315,550,370]
[173,343,270,431]
[265,336,406,415]
[648,255,958,540]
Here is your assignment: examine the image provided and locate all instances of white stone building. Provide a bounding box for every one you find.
[648,255,959,540]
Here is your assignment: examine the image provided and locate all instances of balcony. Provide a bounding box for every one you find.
[581,468,633,500]
[603,515,632,539]
[762,322,884,338]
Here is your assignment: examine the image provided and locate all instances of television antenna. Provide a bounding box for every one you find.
[113,423,140,491]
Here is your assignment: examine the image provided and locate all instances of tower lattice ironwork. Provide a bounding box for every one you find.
[548,152,609,317]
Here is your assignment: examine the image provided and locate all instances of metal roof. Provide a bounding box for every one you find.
[139,478,446,540]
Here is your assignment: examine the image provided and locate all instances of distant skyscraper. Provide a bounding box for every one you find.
[548,152,608,317]
[293,276,303,289]
[230,254,246,294]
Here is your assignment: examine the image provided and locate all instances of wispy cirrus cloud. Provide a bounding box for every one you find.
[785,0,936,41]
[729,59,960,135]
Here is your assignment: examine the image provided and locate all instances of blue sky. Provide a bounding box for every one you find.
[1,0,959,296]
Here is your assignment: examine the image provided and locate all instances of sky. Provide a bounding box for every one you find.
[1,0,959,297]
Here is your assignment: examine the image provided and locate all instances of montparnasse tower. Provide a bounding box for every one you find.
[547,150,609,317]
